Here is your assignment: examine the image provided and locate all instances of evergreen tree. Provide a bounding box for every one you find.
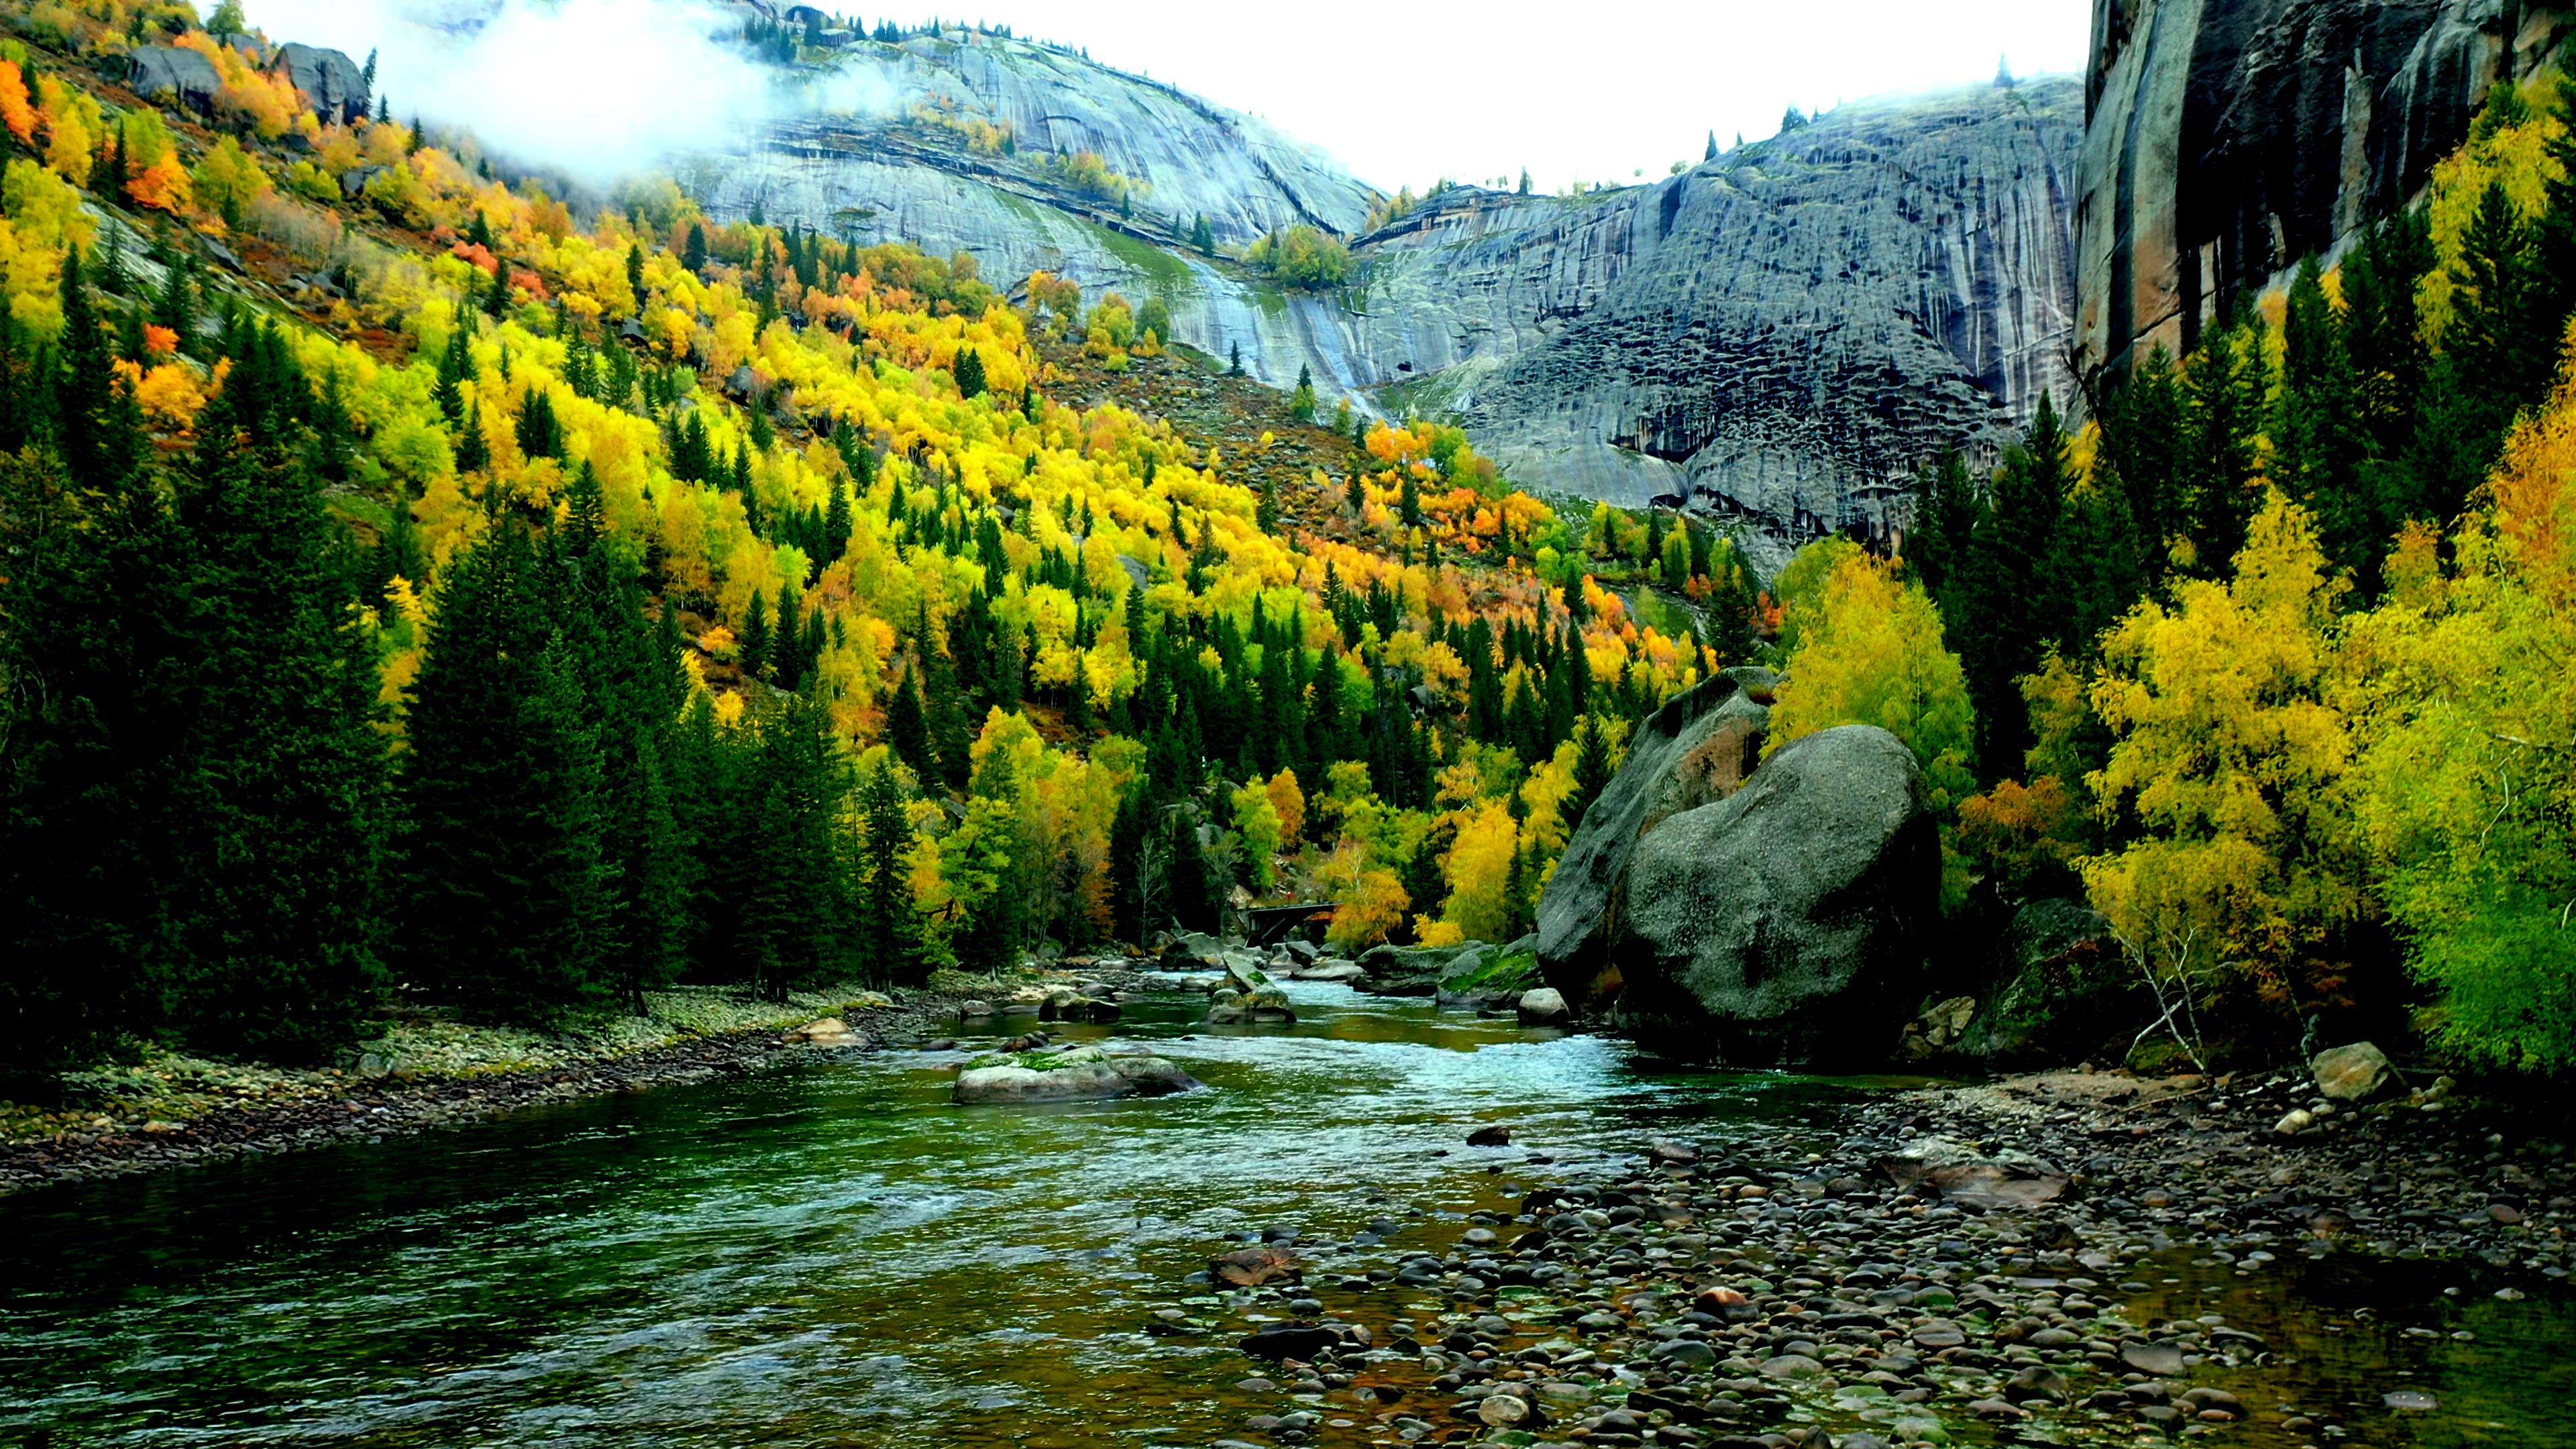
[684,223,709,273]
[455,398,490,473]
[740,586,771,682]
[399,523,617,1025]
[0,263,193,1081]
[2410,180,2548,528]
[2272,256,2374,584]
[886,663,936,781]
[1957,394,2070,780]
[164,391,390,1061]
[853,763,924,983]
[953,345,986,398]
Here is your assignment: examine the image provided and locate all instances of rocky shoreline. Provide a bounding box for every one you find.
[0,963,1179,1199]
[1162,1059,2567,1448]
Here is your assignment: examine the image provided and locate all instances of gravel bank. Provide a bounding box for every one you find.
[1162,1063,2567,1448]
[0,963,1155,1198]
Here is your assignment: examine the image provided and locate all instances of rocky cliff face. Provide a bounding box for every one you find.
[2078,0,2571,382]
[706,24,2080,555]
[1346,83,2080,552]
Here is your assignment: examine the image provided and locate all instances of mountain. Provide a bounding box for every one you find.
[2076,0,2574,382]
[1340,83,2079,557]
[698,20,2080,564]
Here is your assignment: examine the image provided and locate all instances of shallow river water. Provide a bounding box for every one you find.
[2,979,2571,1448]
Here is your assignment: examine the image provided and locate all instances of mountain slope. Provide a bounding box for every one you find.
[698,23,2080,559]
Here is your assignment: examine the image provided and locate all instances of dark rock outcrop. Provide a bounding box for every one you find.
[1534,668,1772,1006]
[2077,0,2573,382]
[1956,898,2128,1064]
[1611,727,1941,1065]
[127,46,223,115]
[273,42,368,125]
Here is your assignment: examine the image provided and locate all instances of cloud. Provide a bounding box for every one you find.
[231,0,777,186]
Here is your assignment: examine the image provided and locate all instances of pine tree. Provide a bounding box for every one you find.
[953,345,986,398]
[1256,470,1281,533]
[551,464,691,1013]
[1957,394,2070,780]
[853,763,924,983]
[740,586,771,682]
[684,223,709,273]
[2271,256,2373,585]
[399,523,617,1025]
[163,390,390,1061]
[0,261,193,1081]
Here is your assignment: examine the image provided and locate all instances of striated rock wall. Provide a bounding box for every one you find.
[1346,83,2081,555]
[2077,0,2571,382]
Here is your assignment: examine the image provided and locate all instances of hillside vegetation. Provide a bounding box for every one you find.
[1761,60,2576,1074]
[0,7,1742,1080]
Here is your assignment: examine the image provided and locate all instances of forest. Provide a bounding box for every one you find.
[0,5,2571,1093]
[0,7,1739,1083]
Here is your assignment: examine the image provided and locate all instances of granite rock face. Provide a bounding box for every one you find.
[1349,83,2082,559]
[274,42,369,125]
[702,19,2081,555]
[127,47,224,115]
[2076,0,2573,382]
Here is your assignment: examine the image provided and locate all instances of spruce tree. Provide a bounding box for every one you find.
[398,523,616,1025]
[164,390,390,1061]
[0,262,193,1082]
[854,763,924,983]
[1957,394,2070,780]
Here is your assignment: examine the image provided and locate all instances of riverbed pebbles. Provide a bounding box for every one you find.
[1171,1065,2571,1447]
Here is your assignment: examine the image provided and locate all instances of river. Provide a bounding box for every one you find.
[2,978,2569,1447]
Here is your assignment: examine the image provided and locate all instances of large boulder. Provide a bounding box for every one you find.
[1536,668,1772,1006]
[2313,1040,2401,1102]
[952,1044,1201,1104]
[127,47,223,115]
[1609,725,1941,1065]
[272,42,368,124]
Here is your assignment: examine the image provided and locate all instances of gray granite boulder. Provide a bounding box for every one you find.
[127,47,223,115]
[1535,667,1772,1010]
[1613,725,1941,1065]
[274,42,368,125]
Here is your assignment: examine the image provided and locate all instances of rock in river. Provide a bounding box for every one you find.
[1611,724,1941,1064]
[951,1045,1202,1104]
[2313,1040,2400,1102]
[1516,987,1570,1026]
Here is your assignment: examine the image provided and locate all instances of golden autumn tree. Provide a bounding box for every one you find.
[1766,548,1976,812]
[2081,493,2369,1066]
[2343,346,2576,1069]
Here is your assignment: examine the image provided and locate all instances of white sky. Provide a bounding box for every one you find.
[228,0,2091,194]
[938,0,2093,193]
